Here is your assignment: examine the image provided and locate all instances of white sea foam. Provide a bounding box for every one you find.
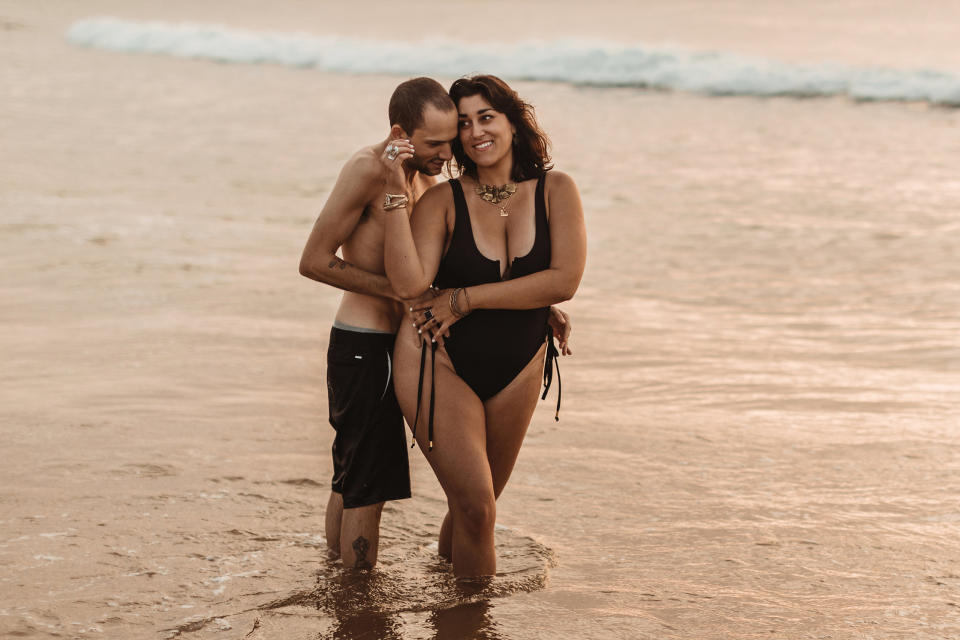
[67,17,960,106]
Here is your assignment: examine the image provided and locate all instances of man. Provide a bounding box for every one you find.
[300,77,570,569]
[299,77,456,569]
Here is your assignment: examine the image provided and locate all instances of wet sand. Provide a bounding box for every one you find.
[3,1,960,638]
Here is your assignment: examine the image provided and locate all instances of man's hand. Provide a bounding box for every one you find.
[548,306,572,356]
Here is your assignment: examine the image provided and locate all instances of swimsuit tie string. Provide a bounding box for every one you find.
[411,338,427,447]
[427,341,437,451]
[541,328,561,421]
[411,338,438,451]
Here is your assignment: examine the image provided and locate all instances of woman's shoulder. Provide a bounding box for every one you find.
[415,178,457,214]
[543,169,577,191]
[421,178,458,200]
[542,170,580,206]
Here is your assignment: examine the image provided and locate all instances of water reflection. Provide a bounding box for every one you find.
[319,570,402,640]
[315,566,506,639]
[430,600,505,640]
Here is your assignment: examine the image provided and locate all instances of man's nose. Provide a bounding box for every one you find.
[438,143,453,160]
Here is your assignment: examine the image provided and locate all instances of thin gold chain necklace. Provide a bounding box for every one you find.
[474,182,517,217]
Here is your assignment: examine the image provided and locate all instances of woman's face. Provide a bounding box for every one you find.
[457,94,515,172]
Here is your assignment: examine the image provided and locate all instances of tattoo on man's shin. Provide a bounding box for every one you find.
[351,535,372,569]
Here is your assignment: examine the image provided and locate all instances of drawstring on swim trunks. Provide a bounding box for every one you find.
[541,327,562,421]
[411,338,438,451]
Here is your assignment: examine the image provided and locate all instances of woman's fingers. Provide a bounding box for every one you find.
[428,321,450,348]
[381,139,416,181]
[384,138,415,160]
[413,307,438,332]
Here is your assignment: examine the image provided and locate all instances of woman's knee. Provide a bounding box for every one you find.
[452,492,496,535]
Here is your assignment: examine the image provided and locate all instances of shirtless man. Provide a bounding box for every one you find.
[300,77,571,569]
[299,77,457,569]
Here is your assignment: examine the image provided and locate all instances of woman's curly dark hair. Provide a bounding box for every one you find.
[448,75,552,182]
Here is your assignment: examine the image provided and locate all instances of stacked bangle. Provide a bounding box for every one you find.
[449,287,471,318]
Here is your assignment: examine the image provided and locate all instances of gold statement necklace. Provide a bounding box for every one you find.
[474,182,517,217]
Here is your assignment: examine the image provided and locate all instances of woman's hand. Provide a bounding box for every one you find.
[404,287,441,346]
[547,306,573,355]
[411,288,467,349]
[379,138,415,191]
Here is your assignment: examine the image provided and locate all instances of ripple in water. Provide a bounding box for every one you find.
[166,504,554,638]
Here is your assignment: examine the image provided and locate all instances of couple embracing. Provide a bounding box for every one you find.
[300,75,586,578]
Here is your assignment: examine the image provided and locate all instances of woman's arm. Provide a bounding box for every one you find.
[380,158,451,299]
[416,171,586,347]
[466,170,586,310]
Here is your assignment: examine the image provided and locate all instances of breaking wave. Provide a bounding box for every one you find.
[67,17,960,106]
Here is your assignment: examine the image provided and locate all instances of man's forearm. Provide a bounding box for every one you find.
[300,254,396,299]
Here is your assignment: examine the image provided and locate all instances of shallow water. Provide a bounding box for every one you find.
[3,1,960,638]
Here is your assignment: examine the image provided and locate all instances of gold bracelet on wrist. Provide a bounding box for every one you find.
[449,287,467,318]
[383,193,409,211]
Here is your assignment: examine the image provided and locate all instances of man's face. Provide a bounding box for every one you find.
[406,105,458,176]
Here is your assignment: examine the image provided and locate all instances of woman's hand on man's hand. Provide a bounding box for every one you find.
[408,288,465,349]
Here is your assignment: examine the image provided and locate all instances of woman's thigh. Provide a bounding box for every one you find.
[483,343,546,498]
[393,325,494,503]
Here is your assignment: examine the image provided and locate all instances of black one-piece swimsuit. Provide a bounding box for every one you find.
[435,175,553,400]
[410,174,561,450]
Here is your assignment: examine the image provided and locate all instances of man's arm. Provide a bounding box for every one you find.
[299,156,396,299]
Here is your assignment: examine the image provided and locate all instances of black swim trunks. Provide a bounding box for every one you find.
[327,326,410,508]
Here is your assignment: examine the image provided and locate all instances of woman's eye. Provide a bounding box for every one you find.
[458,120,470,129]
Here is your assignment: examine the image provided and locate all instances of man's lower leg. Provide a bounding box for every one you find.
[340,502,384,569]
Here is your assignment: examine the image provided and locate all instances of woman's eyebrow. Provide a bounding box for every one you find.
[458,108,495,117]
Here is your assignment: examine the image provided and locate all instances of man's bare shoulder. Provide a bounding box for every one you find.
[338,145,385,189]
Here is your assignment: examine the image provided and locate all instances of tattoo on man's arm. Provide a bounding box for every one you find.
[351,536,372,569]
[328,257,352,270]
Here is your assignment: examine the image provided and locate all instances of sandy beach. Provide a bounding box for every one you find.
[3,1,960,638]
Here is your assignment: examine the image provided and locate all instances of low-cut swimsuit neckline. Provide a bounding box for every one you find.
[411,174,561,451]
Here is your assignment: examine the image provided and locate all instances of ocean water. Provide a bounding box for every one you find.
[66,17,960,105]
[3,1,960,638]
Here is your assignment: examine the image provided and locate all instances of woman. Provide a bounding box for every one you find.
[379,75,586,577]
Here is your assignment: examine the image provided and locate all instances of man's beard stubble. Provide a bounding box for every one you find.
[409,155,445,177]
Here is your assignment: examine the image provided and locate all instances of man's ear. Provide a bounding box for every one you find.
[389,124,408,140]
